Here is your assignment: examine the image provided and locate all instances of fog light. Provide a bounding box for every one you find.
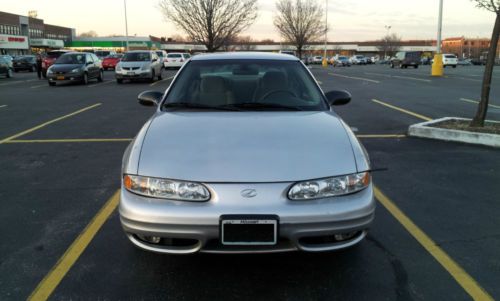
[334,232,358,241]
[138,235,161,244]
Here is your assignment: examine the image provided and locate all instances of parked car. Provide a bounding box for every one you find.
[102,54,123,70]
[365,57,373,64]
[42,50,70,78]
[0,55,13,68]
[443,54,458,68]
[164,52,188,69]
[47,52,104,86]
[120,52,375,254]
[457,58,472,66]
[13,55,37,72]
[390,51,421,68]
[115,50,162,83]
[0,56,13,78]
[94,50,116,60]
[333,56,351,67]
[350,55,367,65]
[312,56,324,64]
[155,50,168,67]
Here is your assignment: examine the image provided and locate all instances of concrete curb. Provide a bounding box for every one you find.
[408,117,500,148]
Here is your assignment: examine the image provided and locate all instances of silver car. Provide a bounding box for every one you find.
[120,52,375,254]
[115,50,162,83]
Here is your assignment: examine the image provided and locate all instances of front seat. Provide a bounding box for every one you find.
[253,71,288,101]
[195,76,234,106]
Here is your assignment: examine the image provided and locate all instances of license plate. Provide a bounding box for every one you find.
[57,76,65,80]
[127,72,135,76]
[220,215,278,245]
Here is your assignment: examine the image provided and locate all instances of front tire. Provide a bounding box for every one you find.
[48,81,56,86]
[82,72,88,85]
[158,69,162,80]
[116,78,123,84]
[150,70,155,82]
[98,70,104,82]
[452,65,457,68]
[6,69,13,78]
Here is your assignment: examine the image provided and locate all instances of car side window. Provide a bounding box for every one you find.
[91,54,99,62]
[86,54,94,64]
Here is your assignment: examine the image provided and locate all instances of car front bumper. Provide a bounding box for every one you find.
[115,70,152,79]
[119,182,375,254]
[47,73,84,82]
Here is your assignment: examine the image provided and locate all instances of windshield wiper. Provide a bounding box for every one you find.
[163,102,241,111]
[221,102,303,111]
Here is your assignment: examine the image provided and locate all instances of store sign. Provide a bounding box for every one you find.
[30,38,64,48]
[0,34,29,49]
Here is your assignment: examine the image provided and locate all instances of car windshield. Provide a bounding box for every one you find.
[122,52,151,62]
[55,54,86,64]
[163,59,328,111]
[47,51,66,58]
[167,53,182,58]
[156,51,164,57]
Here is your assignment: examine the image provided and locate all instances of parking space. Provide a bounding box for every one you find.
[1,64,499,300]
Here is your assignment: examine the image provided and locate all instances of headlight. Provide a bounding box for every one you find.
[116,64,122,71]
[288,172,370,200]
[47,67,53,74]
[123,174,210,201]
[70,67,81,73]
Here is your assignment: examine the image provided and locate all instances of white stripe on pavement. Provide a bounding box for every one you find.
[460,98,500,109]
[328,73,380,83]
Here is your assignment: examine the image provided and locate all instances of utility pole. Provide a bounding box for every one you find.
[322,0,328,68]
[384,25,391,60]
[124,0,130,52]
[432,0,444,76]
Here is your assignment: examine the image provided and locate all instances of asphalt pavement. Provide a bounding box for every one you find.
[0,64,499,301]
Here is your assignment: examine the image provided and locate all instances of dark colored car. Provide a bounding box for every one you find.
[47,52,103,86]
[390,51,421,69]
[42,50,71,77]
[13,55,37,72]
[0,56,13,78]
[102,54,123,70]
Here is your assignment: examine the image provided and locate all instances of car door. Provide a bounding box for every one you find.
[152,53,161,74]
[85,54,95,78]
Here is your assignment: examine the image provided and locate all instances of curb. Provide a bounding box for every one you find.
[408,117,500,148]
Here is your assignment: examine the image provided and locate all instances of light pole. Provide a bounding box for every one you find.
[384,25,391,60]
[322,0,328,68]
[124,0,130,52]
[432,0,444,76]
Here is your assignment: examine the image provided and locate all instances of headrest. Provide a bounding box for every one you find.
[201,76,227,93]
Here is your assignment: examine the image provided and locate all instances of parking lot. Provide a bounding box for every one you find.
[1,64,499,300]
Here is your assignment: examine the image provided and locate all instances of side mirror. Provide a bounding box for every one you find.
[324,90,351,106]
[138,90,163,107]
[152,58,157,62]
[86,61,92,65]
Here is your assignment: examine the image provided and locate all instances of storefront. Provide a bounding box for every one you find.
[67,37,161,52]
[0,34,29,55]
[30,38,65,52]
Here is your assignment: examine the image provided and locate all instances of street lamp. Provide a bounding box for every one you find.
[431,0,444,76]
[384,25,391,60]
[322,0,328,68]
[124,0,130,52]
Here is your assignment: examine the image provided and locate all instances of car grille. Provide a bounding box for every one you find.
[55,71,66,75]
[122,67,140,70]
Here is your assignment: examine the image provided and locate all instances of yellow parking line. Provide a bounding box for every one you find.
[0,103,101,145]
[88,80,114,88]
[372,99,432,121]
[356,134,406,138]
[328,73,380,83]
[460,98,500,109]
[374,186,494,301]
[28,190,120,301]
[6,138,132,143]
[150,75,175,87]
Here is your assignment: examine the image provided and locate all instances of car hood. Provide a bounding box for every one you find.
[119,61,148,68]
[50,64,84,72]
[138,111,358,182]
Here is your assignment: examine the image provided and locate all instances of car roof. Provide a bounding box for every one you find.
[190,52,300,61]
[125,50,152,53]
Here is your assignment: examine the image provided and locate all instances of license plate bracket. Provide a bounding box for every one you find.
[56,76,65,80]
[220,215,278,245]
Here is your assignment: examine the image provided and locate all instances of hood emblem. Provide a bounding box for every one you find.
[240,189,257,198]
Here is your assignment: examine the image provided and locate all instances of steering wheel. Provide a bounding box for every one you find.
[259,89,297,101]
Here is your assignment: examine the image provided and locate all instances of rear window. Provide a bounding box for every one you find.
[155,51,165,57]
[105,54,122,59]
[167,53,182,58]
[46,51,66,58]
[122,52,151,62]
[445,55,457,58]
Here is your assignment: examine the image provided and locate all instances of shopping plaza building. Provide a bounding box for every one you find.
[0,11,74,55]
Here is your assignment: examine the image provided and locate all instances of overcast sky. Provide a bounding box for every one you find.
[2,0,497,41]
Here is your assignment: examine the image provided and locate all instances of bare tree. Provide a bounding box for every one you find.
[169,34,187,42]
[158,0,258,52]
[260,38,275,43]
[273,0,326,59]
[78,30,98,38]
[235,35,256,51]
[376,33,402,59]
[470,0,500,127]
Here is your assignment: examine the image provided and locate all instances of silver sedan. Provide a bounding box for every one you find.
[120,52,375,254]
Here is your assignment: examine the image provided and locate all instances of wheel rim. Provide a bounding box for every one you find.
[84,74,88,84]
